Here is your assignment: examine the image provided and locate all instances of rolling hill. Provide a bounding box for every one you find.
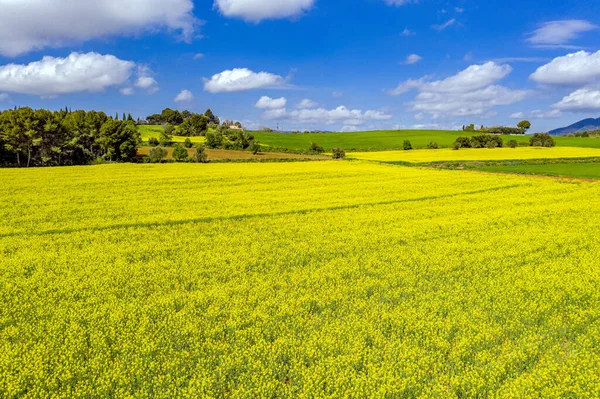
[549,118,600,136]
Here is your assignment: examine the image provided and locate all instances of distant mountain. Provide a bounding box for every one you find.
[549,118,600,136]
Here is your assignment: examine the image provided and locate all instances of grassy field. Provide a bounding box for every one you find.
[251,130,600,151]
[348,147,600,163]
[138,125,206,144]
[1,162,600,397]
[476,162,600,179]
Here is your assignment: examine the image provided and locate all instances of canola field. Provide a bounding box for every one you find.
[348,147,600,163]
[1,162,600,398]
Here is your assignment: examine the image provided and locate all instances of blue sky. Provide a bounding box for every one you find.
[1,0,600,132]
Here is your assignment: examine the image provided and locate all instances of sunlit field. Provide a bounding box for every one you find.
[348,147,600,163]
[1,162,600,398]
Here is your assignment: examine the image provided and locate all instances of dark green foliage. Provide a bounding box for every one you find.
[178,114,209,136]
[184,138,193,148]
[403,140,413,151]
[463,124,475,131]
[148,137,160,146]
[508,140,518,148]
[224,131,255,150]
[456,135,503,149]
[172,145,189,162]
[530,133,556,147]
[310,143,325,154]
[192,145,209,163]
[427,141,439,149]
[159,126,173,147]
[204,109,220,125]
[517,120,532,133]
[452,142,461,150]
[331,148,346,159]
[205,132,224,149]
[147,147,168,163]
[486,126,525,135]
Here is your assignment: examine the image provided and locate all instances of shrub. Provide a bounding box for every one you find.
[249,142,261,155]
[172,145,189,162]
[470,134,503,149]
[508,140,518,148]
[486,141,498,149]
[148,137,159,146]
[192,145,209,163]
[184,138,193,148]
[427,141,439,149]
[148,147,168,163]
[332,148,346,159]
[452,142,461,151]
[454,137,472,148]
[310,143,324,154]
[403,140,413,151]
[529,133,556,147]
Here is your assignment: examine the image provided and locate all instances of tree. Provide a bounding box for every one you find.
[427,141,439,149]
[148,146,168,163]
[179,114,209,136]
[205,132,223,149]
[192,145,208,163]
[249,141,261,155]
[205,109,220,125]
[310,143,324,154]
[172,145,189,162]
[332,148,346,159]
[184,138,193,148]
[508,140,518,148]
[403,140,413,150]
[517,120,532,133]
[530,133,555,147]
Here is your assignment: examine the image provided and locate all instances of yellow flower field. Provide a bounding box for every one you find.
[348,146,600,163]
[1,161,600,398]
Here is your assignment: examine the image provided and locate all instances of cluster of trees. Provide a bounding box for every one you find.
[146,108,220,127]
[454,135,504,149]
[462,120,531,135]
[144,144,208,164]
[205,127,260,153]
[529,133,555,147]
[566,130,600,138]
[0,107,140,167]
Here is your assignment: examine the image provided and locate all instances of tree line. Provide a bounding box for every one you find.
[462,120,531,135]
[0,107,140,167]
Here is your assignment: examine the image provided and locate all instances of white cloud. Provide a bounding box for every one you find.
[510,110,562,119]
[401,28,415,37]
[530,51,600,86]
[120,87,134,96]
[404,54,423,65]
[204,68,287,93]
[261,105,392,126]
[193,53,205,60]
[332,91,344,98]
[527,20,597,49]
[554,89,600,112]
[388,62,528,118]
[493,57,548,63]
[0,52,134,97]
[389,62,512,95]
[174,89,194,103]
[296,99,318,109]
[433,19,456,31]
[0,0,199,57]
[255,96,287,109]
[214,0,315,22]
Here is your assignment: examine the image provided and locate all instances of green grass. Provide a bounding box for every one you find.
[476,162,600,179]
[251,130,600,151]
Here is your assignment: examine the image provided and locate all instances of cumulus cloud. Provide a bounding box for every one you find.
[214,0,315,22]
[174,89,194,103]
[530,51,600,86]
[554,89,600,112]
[0,0,199,57]
[0,52,134,97]
[388,62,528,118]
[120,87,134,96]
[404,54,423,65]
[193,53,205,60]
[204,68,287,93]
[255,96,287,109]
[384,0,413,6]
[260,105,392,126]
[389,62,512,95]
[527,20,597,49]
[296,99,318,109]
[433,19,456,31]
[510,110,562,119]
